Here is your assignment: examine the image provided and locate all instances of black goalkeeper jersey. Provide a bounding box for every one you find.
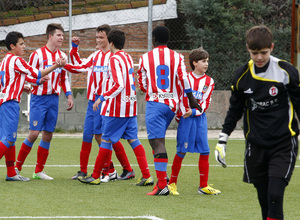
[222,56,300,146]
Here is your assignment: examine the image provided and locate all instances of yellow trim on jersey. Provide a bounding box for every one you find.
[235,66,250,91]
[248,60,278,83]
[245,100,250,139]
[288,100,296,136]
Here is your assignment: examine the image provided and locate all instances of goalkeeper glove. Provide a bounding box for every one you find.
[215,132,228,168]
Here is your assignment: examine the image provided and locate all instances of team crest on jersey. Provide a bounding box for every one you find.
[269,86,278,97]
[33,120,38,127]
[202,85,208,93]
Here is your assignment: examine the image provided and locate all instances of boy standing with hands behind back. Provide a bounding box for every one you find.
[168,48,220,196]
[215,25,300,220]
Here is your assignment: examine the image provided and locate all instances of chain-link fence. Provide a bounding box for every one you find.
[0,0,294,90]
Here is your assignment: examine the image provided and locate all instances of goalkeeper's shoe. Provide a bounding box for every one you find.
[78,175,101,185]
[33,171,53,180]
[168,183,179,195]
[71,171,87,180]
[109,170,118,181]
[117,169,135,180]
[134,176,154,186]
[215,143,227,168]
[146,184,169,196]
[6,174,30,181]
[198,185,221,195]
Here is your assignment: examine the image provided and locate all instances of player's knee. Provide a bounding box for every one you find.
[83,133,93,143]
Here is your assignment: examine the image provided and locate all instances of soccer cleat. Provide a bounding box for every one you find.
[168,183,179,195]
[6,174,30,181]
[134,176,154,186]
[109,170,118,181]
[198,185,221,195]
[15,167,20,175]
[78,175,101,185]
[33,171,53,180]
[71,171,87,180]
[100,174,110,183]
[117,169,135,180]
[146,184,169,196]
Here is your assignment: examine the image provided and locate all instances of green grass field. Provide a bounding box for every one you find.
[0,136,299,220]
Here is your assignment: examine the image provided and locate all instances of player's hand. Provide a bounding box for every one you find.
[183,108,192,118]
[23,86,31,94]
[39,75,50,85]
[71,37,80,45]
[56,57,67,67]
[66,95,74,111]
[186,92,202,112]
[215,143,227,168]
[93,98,101,111]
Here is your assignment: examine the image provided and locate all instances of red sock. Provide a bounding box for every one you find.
[199,155,209,188]
[102,160,113,176]
[113,141,132,172]
[16,142,32,171]
[133,145,150,178]
[154,157,168,189]
[35,146,49,173]
[169,153,184,184]
[108,161,115,173]
[92,147,112,179]
[0,142,9,160]
[267,218,282,220]
[5,145,16,177]
[80,141,92,173]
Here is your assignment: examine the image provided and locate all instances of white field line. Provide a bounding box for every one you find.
[1,164,300,168]
[0,216,164,220]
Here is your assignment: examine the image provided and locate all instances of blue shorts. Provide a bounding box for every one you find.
[102,116,138,144]
[0,101,19,143]
[145,101,175,139]
[83,100,103,135]
[176,113,210,154]
[29,94,59,132]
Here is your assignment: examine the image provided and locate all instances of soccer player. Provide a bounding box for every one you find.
[168,48,220,196]
[215,25,300,220]
[15,23,74,180]
[78,29,154,186]
[137,26,201,195]
[0,31,65,181]
[65,24,134,182]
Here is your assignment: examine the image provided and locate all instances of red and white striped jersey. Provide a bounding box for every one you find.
[137,46,191,113]
[65,48,111,101]
[178,72,214,118]
[0,53,40,105]
[29,46,71,96]
[101,50,137,117]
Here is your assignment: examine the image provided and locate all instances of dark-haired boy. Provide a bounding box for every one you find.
[215,25,300,220]
[15,23,73,180]
[168,48,220,196]
[137,25,201,195]
[66,24,133,182]
[78,30,153,186]
[0,31,65,181]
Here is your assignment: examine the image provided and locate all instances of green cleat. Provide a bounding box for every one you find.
[78,175,101,185]
[134,176,154,186]
[168,183,179,195]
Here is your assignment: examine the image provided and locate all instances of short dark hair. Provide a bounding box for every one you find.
[246,25,273,50]
[189,48,209,70]
[46,23,64,38]
[108,29,125,50]
[152,26,170,44]
[96,24,112,35]
[5,31,24,50]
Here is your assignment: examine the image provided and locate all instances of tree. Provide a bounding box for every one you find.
[179,0,292,89]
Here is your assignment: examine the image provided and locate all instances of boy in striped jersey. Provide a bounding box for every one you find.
[0,31,65,181]
[78,30,153,186]
[137,26,201,195]
[66,25,133,182]
[15,23,74,180]
[168,48,220,196]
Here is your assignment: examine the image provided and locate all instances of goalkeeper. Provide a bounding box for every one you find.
[215,25,300,220]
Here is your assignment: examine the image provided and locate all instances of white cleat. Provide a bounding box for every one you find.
[33,171,53,180]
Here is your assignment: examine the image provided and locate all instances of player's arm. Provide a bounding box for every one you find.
[69,37,83,65]
[60,55,74,111]
[25,74,49,86]
[137,57,147,93]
